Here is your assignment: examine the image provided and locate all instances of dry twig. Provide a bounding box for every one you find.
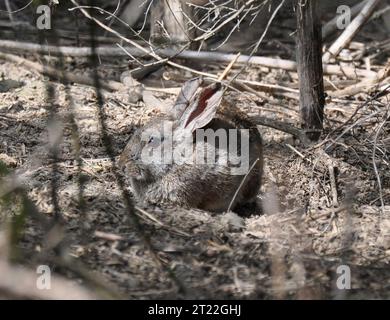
[323,0,382,63]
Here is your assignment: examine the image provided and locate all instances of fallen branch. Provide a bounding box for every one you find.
[331,61,390,97]
[0,39,376,79]
[249,115,307,143]
[0,52,125,91]
[322,0,368,39]
[0,49,299,99]
[322,0,382,63]
[0,51,306,141]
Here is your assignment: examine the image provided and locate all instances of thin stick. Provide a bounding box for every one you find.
[227,158,260,212]
[69,0,217,80]
[331,62,390,97]
[322,0,382,63]
[94,231,124,241]
[0,52,125,91]
[328,165,339,207]
[286,143,306,160]
[218,53,240,81]
[0,50,292,105]
[372,116,388,213]
[322,0,368,39]
[249,115,307,142]
[0,49,299,98]
[135,206,191,237]
[0,39,376,78]
[193,0,256,42]
[4,0,14,25]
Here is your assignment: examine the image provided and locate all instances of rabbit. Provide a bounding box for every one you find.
[118,78,263,212]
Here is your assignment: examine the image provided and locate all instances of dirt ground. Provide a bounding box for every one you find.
[0,2,389,299]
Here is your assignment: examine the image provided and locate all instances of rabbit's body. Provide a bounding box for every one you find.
[119,79,262,212]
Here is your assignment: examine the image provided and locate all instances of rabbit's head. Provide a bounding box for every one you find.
[119,78,223,183]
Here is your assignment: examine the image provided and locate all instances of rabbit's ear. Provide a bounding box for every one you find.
[170,77,203,119]
[178,82,223,132]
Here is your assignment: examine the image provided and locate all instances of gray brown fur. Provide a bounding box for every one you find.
[119,79,263,212]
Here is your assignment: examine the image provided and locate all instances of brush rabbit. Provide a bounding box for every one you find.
[119,78,263,212]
